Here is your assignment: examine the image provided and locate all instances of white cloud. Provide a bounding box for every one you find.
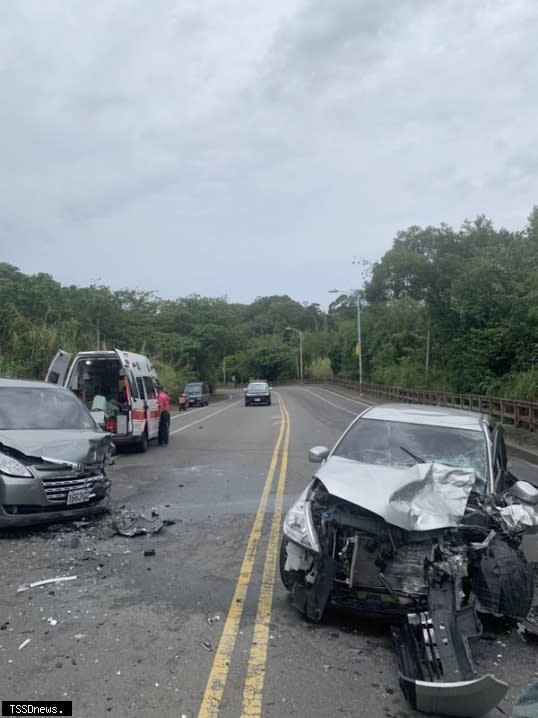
[0,0,536,303]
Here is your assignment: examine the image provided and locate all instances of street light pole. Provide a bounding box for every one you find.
[222,355,235,385]
[356,294,363,392]
[329,288,363,394]
[285,327,304,384]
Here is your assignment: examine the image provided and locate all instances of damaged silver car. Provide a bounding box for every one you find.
[0,378,113,529]
[280,403,538,717]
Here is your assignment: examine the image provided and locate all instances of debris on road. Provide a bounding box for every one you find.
[112,511,175,537]
[17,575,78,593]
[143,548,156,557]
[207,615,220,626]
[18,638,31,650]
[47,618,58,626]
[519,618,538,639]
[202,641,212,651]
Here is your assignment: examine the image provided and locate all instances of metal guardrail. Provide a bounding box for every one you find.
[319,379,538,432]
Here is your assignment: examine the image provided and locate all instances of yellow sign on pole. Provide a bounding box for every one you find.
[354,341,360,357]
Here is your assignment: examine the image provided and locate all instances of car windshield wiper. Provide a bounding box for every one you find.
[399,446,425,464]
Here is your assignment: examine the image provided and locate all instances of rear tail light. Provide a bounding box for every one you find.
[105,417,117,433]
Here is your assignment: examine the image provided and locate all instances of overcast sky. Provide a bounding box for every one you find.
[1,0,537,307]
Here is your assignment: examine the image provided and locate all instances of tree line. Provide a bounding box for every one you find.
[1,206,537,400]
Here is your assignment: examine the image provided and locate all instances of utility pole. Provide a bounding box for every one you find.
[356,294,363,393]
[285,327,304,384]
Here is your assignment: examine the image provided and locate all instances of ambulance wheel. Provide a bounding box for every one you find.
[137,431,148,453]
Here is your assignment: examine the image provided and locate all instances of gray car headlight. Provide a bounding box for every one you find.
[283,499,320,552]
[0,452,33,478]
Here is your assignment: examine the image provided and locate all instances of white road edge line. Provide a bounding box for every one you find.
[304,389,359,415]
[169,401,239,435]
[170,395,234,422]
[315,386,376,407]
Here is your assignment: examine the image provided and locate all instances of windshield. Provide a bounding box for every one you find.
[0,388,98,430]
[186,385,202,393]
[333,418,488,492]
[248,383,269,392]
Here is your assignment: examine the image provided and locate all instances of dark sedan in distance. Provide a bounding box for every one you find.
[244,381,271,406]
[0,378,113,528]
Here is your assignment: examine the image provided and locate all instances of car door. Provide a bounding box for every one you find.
[45,349,73,385]
[143,376,160,439]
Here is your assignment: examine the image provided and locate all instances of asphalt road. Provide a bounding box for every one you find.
[1,387,537,718]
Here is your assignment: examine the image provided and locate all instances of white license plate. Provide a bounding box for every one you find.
[254,397,261,402]
[66,488,91,505]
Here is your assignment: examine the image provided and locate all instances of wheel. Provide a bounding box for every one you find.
[245,401,249,407]
[136,431,148,453]
[267,398,271,406]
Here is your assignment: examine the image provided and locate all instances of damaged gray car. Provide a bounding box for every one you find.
[280,403,538,717]
[0,378,113,529]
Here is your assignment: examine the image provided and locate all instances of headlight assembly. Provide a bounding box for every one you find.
[0,452,33,478]
[283,498,320,552]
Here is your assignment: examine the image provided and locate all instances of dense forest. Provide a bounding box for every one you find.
[1,207,537,400]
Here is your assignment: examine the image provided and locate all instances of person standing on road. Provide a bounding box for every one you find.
[157,386,170,446]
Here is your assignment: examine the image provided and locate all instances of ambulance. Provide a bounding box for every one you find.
[46,349,161,452]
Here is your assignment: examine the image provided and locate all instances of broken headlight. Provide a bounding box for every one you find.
[283,499,320,552]
[0,452,33,478]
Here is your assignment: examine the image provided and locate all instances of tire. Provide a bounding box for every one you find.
[267,399,271,406]
[136,431,148,453]
[245,401,249,407]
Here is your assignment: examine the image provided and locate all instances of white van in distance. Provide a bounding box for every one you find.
[46,349,161,452]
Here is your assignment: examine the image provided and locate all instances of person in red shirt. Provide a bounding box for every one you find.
[157,386,170,446]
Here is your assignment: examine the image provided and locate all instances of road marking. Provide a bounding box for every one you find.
[169,402,239,435]
[196,400,287,718]
[316,386,376,407]
[304,389,358,415]
[170,396,233,423]
[240,400,290,718]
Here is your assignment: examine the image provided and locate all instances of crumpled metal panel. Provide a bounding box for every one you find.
[499,504,538,533]
[0,430,111,465]
[315,456,476,531]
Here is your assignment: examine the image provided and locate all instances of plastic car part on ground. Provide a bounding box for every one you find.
[111,511,175,537]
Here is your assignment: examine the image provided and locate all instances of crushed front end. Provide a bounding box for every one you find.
[281,468,537,717]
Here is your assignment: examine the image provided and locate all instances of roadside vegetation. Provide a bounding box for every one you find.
[1,207,537,399]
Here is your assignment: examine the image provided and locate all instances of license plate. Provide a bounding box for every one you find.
[66,488,91,505]
[254,397,261,402]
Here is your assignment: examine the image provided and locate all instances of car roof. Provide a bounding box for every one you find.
[361,402,487,431]
[0,377,65,391]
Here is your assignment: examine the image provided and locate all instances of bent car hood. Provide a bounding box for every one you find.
[315,456,477,531]
[0,430,112,465]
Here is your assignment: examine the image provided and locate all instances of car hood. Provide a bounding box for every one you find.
[0,430,112,466]
[315,455,477,531]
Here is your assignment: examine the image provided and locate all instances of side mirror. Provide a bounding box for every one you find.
[508,480,538,505]
[309,446,330,463]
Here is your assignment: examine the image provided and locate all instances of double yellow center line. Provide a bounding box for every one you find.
[197,398,291,718]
